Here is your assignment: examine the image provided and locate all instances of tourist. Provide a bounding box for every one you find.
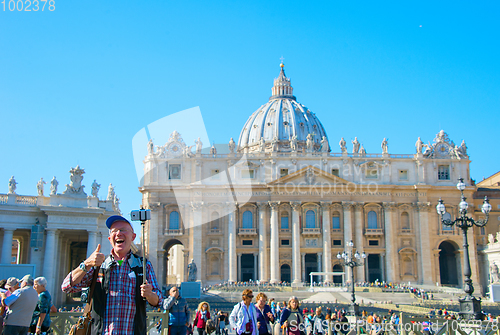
[279,296,304,335]
[255,292,274,335]
[30,277,52,334]
[163,286,190,335]
[194,301,211,335]
[61,215,162,335]
[1,274,38,335]
[229,289,258,335]
[312,307,325,335]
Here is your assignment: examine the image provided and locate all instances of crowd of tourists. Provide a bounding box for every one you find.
[0,275,55,335]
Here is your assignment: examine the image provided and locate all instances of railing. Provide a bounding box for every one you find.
[400,228,412,234]
[302,228,321,234]
[208,228,222,235]
[332,228,342,233]
[49,311,169,335]
[280,228,291,233]
[157,152,416,160]
[238,228,257,235]
[165,229,183,236]
[441,229,455,235]
[365,228,383,235]
[0,194,8,204]
[15,195,37,205]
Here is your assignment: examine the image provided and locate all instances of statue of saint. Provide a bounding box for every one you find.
[381,138,388,154]
[195,137,203,154]
[8,176,17,194]
[306,134,314,152]
[184,145,194,158]
[147,139,154,154]
[210,144,217,155]
[37,178,46,196]
[339,137,347,154]
[114,194,121,213]
[271,136,278,152]
[228,138,236,154]
[320,136,329,153]
[290,135,298,152]
[50,177,58,195]
[415,137,423,154]
[352,137,360,153]
[91,179,101,198]
[259,137,265,152]
[107,183,115,201]
[359,145,366,156]
[187,259,197,282]
[488,234,495,244]
[456,140,468,158]
[491,262,500,284]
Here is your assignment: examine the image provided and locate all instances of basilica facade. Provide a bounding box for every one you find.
[140,64,496,291]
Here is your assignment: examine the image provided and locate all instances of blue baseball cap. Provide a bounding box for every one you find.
[106,215,132,229]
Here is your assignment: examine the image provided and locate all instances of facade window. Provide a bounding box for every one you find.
[281,239,290,246]
[305,210,316,228]
[211,211,219,230]
[169,211,180,229]
[480,227,486,235]
[438,165,450,180]
[332,211,340,229]
[401,212,410,229]
[169,164,181,180]
[281,212,289,229]
[331,169,339,177]
[366,167,378,179]
[367,211,378,229]
[333,239,342,246]
[242,240,253,246]
[280,169,289,177]
[242,211,253,228]
[399,170,408,180]
[242,169,255,179]
[211,169,220,180]
[369,240,379,246]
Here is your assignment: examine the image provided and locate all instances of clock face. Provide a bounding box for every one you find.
[435,143,449,157]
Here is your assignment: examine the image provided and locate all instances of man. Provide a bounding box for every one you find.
[1,275,38,335]
[163,286,190,335]
[61,215,162,335]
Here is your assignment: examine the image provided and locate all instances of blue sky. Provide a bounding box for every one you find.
[1,0,499,236]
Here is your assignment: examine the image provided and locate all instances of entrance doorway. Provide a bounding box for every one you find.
[332,264,343,284]
[439,241,459,286]
[305,254,319,282]
[163,239,185,286]
[281,264,291,283]
[367,254,382,282]
[241,254,255,281]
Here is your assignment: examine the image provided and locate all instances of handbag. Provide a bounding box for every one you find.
[69,268,99,335]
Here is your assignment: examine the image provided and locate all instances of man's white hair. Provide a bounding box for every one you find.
[34,276,47,287]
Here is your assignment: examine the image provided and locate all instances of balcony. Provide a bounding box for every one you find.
[280,229,291,234]
[238,228,257,235]
[400,228,412,235]
[165,229,183,236]
[441,229,455,235]
[365,228,383,236]
[302,228,321,235]
[208,229,222,235]
[331,229,342,234]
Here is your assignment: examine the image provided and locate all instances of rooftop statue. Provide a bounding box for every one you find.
[63,166,86,196]
[195,137,203,154]
[8,176,17,194]
[415,137,423,154]
[107,183,115,201]
[306,133,314,152]
[37,178,46,196]
[381,138,388,154]
[339,137,347,154]
[290,135,298,152]
[352,137,360,153]
[91,179,101,198]
[147,139,154,154]
[228,138,236,154]
[50,177,58,195]
[320,136,329,153]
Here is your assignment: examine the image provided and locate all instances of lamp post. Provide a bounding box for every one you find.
[436,178,492,320]
[337,240,366,316]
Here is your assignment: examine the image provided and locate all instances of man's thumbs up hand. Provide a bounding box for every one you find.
[85,243,105,268]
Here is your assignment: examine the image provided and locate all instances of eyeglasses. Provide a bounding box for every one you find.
[246,295,254,298]
[110,228,133,234]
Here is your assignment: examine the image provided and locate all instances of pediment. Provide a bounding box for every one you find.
[268,165,350,187]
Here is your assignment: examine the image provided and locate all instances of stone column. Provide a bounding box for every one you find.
[227,203,237,283]
[382,202,397,282]
[354,203,365,281]
[321,202,332,282]
[237,253,242,282]
[253,252,258,281]
[269,201,280,284]
[86,231,97,258]
[257,202,268,282]
[43,229,57,297]
[191,202,204,282]
[381,253,386,282]
[157,250,166,286]
[148,202,162,273]
[342,202,354,284]
[318,252,323,272]
[1,228,14,264]
[291,202,302,285]
[416,202,433,284]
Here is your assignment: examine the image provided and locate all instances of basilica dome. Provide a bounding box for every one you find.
[238,64,329,153]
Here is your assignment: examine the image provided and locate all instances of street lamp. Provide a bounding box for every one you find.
[436,177,492,320]
[337,240,366,316]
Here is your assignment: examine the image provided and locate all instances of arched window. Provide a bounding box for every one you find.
[242,211,253,229]
[401,212,409,229]
[281,211,289,229]
[367,211,377,229]
[169,211,180,230]
[332,211,340,229]
[211,211,219,229]
[305,210,316,228]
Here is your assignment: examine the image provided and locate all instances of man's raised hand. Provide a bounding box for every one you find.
[85,244,105,268]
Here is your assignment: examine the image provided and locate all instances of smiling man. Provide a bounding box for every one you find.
[61,215,162,335]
